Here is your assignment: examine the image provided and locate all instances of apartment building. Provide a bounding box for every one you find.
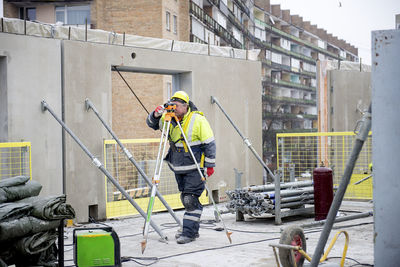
[188,0,358,163]
[3,0,358,165]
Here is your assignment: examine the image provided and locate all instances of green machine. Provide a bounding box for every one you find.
[73,227,121,267]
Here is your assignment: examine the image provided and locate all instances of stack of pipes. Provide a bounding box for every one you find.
[225,181,314,216]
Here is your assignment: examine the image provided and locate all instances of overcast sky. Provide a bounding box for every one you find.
[269,0,400,65]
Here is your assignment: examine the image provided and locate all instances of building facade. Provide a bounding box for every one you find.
[3,0,358,167]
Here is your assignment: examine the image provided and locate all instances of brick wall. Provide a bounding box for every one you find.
[4,3,18,18]
[111,72,164,139]
[178,0,189,41]
[93,0,190,139]
[92,0,163,37]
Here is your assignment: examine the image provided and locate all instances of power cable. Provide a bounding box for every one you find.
[63,216,374,265]
[327,256,373,267]
[112,66,150,115]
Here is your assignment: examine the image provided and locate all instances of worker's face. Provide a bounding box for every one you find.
[171,101,188,119]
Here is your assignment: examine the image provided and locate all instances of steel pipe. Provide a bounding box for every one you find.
[211,96,276,182]
[41,100,167,241]
[310,104,371,267]
[245,181,313,192]
[300,211,373,228]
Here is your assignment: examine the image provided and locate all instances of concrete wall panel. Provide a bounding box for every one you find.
[1,33,262,222]
[328,70,371,131]
[0,33,63,196]
[63,41,262,221]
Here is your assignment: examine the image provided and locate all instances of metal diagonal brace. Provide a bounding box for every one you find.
[41,100,167,242]
[310,104,371,267]
[211,96,276,182]
[84,98,182,228]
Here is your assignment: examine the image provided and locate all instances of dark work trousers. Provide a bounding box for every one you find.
[175,170,205,238]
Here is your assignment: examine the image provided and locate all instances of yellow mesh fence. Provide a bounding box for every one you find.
[276,132,372,200]
[104,138,208,218]
[0,142,32,180]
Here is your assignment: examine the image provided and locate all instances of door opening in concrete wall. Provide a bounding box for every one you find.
[105,68,207,219]
[111,70,174,140]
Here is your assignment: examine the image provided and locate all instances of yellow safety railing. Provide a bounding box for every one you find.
[0,142,32,180]
[103,138,208,218]
[276,132,372,200]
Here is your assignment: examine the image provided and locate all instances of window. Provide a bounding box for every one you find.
[55,5,90,26]
[173,15,177,34]
[19,7,36,21]
[166,11,171,31]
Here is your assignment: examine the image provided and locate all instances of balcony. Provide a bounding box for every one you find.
[263,128,318,133]
[190,1,242,49]
[262,76,316,92]
[263,95,316,106]
[264,111,318,120]
[254,18,346,61]
[190,34,206,44]
[233,0,251,18]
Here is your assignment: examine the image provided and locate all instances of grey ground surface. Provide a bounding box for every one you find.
[64,201,374,267]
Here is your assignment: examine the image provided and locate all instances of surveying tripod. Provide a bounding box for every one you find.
[141,102,232,253]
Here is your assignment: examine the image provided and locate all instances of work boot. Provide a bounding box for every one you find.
[175,229,199,239]
[176,235,195,244]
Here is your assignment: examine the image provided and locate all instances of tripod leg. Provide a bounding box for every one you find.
[141,121,171,253]
[175,122,232,243]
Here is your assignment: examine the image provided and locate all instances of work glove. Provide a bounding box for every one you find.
[206,167,214,177]
[154,105,164,118]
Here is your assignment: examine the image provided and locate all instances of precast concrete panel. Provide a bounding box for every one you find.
[62,41,262,221]
[0,33,63,196]
[372,29,400,266]
[328,70,371,132]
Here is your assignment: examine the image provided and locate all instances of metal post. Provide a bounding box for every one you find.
[85,99,182,228]
[211,96,276,182]
[85,18,87,42]
[373,29,400,266]
[234,168,243,189]
[310,104,371,266]
[41,100,167,241]
[289,164,295,182]
[300,211,373,228]
[274,170,281,225]
[58,219,64,267]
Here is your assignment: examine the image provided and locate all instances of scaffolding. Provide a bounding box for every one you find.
[104,138,209,218]
[276,132,372,200]
[0,142,32,180]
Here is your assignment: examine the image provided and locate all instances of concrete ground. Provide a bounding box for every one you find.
[63,201,374,267]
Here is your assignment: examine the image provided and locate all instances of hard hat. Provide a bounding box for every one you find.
[171,91,189,104]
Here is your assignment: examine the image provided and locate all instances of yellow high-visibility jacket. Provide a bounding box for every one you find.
[146,107,216,174]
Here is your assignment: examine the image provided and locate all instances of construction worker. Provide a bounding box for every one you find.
[146,91,216,244]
